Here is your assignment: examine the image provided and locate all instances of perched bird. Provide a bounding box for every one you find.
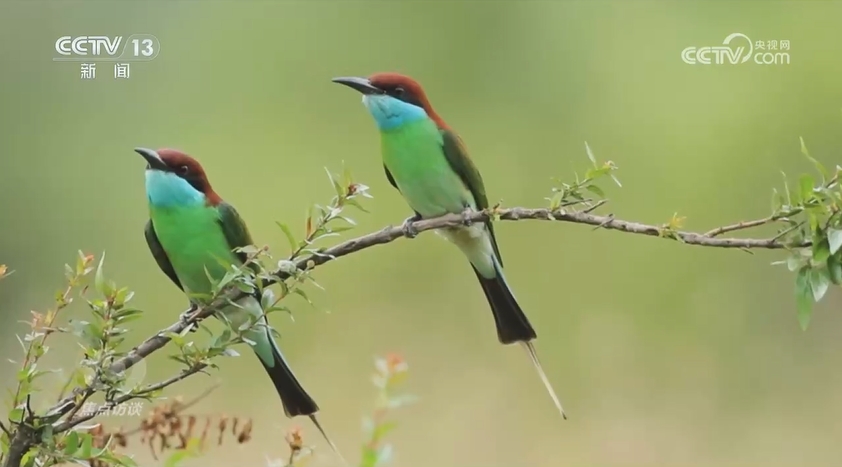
[133,147,346,460]
[332,73,567,419]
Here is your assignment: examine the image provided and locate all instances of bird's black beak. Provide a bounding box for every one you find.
[134,147,168,171]
[331,76,384,95]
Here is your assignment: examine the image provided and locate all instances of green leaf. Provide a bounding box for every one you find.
[799,174,815,202]
[810,268,831,302]
[584,141,597,166]
[387,394,418,408]
[327,225,355,234]
[40,424,55,447]
[781,172,793,206]
[786,253,803,272]
[376,444,394,466]
[345,197,370,213]
[7,406,23,423]
[19,448,37,467]
[828,229,842,255]
[370,421,397,444]
[78,432,94,458]
[771,188,782,213]
[800,136,829,182]
[94,252,112,297]
[235,281,254,294]
[293,288,314,307]
[795,267,813,331]
[260,288,276,311]
[276,222,299,252]
[325,167,344,199]
[827,253,842,285]
[807,209,819,233]
[63,431,80,456]
[219,327,232,345]
[342,162,353,187]
[547,191,563,210]
[76,251,88,276]
[585,184,605,198]
[113,287,135,307]
[361,448,378,467]
[584,167,610,180]
[233,245,259,256]
[114,453,139,467]
[164,437,201,467]
[113,307,143,318]
[812,238,831,263]
[164,449,191,467]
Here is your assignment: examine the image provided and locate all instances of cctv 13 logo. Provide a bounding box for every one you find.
[54,34,160,61]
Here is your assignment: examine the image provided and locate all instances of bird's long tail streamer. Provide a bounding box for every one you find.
[520,341,567,420]
[309,414,348,466]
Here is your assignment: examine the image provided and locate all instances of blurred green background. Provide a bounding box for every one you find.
[2,1,842,466]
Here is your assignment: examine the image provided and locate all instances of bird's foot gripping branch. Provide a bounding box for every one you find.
[2,135,841,466]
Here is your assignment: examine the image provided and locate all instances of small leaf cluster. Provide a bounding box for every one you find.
[72,253,147,398]
[658,213,688,241]
[262,354,414,467]
[278,164,372,261]
[270,165,372,315]
[1,252,139,467]
[40,427,132,467]
[771,138,842,329]
[360,354,416,467]
[547,141,621,211]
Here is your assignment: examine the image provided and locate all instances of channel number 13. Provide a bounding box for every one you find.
[132,38,154,57]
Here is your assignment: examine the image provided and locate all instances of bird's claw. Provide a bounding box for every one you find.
[461,207,474,226]
[401,216,421,239]
[179,304,200,333]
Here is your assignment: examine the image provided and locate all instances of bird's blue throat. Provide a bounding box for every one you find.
[145,170,206,208]
[362,94,429,131]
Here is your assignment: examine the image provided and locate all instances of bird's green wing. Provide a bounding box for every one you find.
[217,202,261,274]
[384,165,399,191]
[440,129,504,266]
[385,164,424,220]
[144,220,183,291]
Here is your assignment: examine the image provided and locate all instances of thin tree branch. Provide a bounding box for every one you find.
[48,205,810,417]
[53,364,207,433]
[120,382,221,437]
[60,387,95,429]
[703,209,803,238]
[7,204,811,467]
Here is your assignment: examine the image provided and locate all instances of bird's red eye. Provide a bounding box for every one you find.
[179,165,189,175]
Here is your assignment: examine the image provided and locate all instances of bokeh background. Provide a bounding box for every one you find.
[2,1,842,466]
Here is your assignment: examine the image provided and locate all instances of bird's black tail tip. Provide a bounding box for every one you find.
[472,264,536,345]
[259,342,319,418]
